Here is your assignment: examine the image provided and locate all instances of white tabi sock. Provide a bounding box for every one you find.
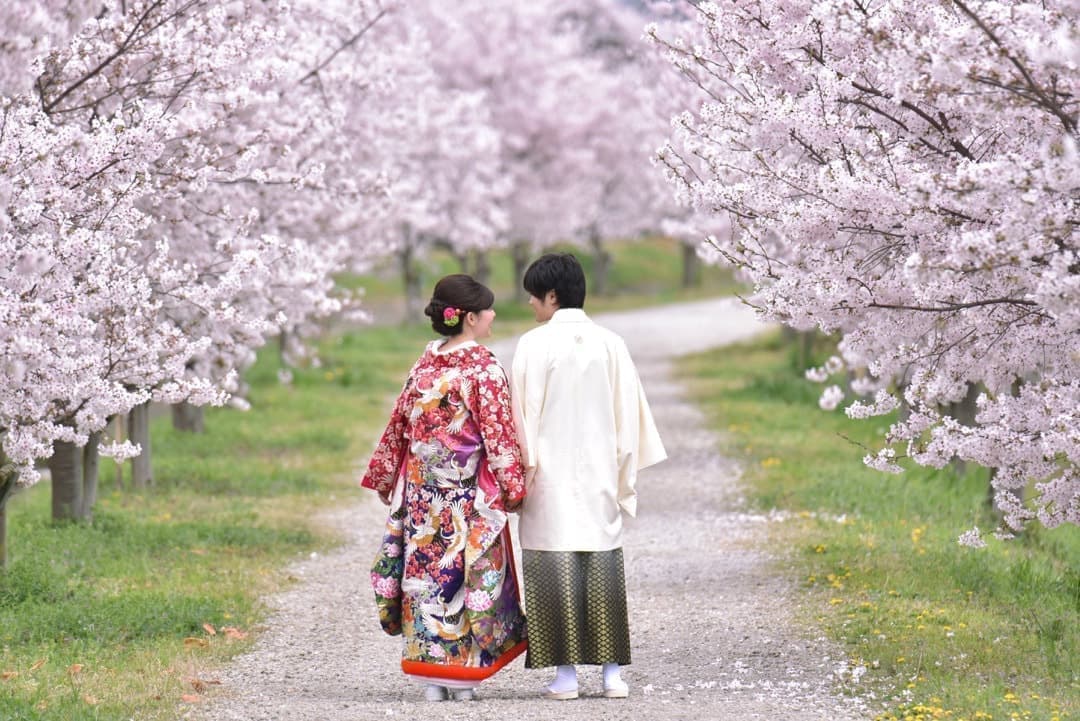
[602,662,629,698]
[602,663,623,687]
[548,664,578,693]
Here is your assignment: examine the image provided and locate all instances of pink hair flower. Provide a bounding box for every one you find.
[443,307,461,327]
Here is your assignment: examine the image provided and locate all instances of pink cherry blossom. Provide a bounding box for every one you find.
[651,0,1079,538]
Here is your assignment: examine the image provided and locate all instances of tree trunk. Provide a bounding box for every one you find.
[783,328,816,371]
[400,243,423,323]
[453,249,469,274]
[80,431,101,521]
[0,462,15,569]
[277,330,289,365]
[800,331,815,371]
[985,378,1021,511]
[589,230,613,297]
[471,250,492,286]
[128,402,153,489]
[0,499,7,569]
[948,382,981,476]
[511,242,531,303]
[113,414,126,490]
[432,237,467,274]
[49,439,84,521]
[171,402,205,433]
[681,242,701,288]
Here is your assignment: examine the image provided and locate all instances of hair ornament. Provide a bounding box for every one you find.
[442,306,462,327]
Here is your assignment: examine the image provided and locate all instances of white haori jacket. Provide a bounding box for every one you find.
[511,308,667,552]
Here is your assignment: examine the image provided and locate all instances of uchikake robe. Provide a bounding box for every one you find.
[361,340,527,671]
[511,308,667,552]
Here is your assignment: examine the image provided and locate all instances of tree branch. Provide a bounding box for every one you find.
[42,0,184,114]
[868,297,1039,312]
[299,9,390,85]
[952,0,1078,134]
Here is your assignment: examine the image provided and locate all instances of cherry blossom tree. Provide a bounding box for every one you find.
[413,0,616,296]
[572,0,727,293]
[651,0,1078,540]
[0,0,367,532]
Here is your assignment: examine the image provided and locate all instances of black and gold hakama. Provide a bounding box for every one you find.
[522,548,631,668]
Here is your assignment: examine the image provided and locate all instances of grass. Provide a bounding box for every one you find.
[0,324,438,720]
[0,236,737,720]
[678,331,1079,721]
[347,234,743,325]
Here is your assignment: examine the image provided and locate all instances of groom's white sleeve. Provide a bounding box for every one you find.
[510,336,537,484]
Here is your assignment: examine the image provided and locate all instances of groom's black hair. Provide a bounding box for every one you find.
[522,253,586,308]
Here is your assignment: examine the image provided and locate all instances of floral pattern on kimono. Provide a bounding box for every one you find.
[361,341,527,667]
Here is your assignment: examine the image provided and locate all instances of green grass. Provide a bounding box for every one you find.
[347,235,742,324]
[0,236,736,719]
[0,324,438,720]
[679,332,1079,721]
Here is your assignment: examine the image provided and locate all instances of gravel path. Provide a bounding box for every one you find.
[187,297,873,721]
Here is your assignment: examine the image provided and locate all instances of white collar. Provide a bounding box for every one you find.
[432,339,478,355]
[549,308,590,323]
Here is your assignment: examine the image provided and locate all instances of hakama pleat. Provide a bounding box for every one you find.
[522,548,631,668]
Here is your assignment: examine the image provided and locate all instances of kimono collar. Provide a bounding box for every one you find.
[549,308,590,323]
[430,339,478,355]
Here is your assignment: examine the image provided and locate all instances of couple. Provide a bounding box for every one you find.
[360,253,667,702]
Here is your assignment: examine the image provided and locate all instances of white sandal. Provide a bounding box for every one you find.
[542,685,579,700]
[603,677,629,698]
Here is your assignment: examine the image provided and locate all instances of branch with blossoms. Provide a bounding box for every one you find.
[952,0,1077,134]
[652,0,1079,541]
[36,0,201,116]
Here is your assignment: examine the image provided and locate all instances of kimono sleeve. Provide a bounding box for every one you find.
[359,376,413,497]
[470,351,527,509]
[612,338,667,517]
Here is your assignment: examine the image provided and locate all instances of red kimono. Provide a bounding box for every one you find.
[360,340,527,683]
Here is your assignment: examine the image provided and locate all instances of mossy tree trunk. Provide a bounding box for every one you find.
[511,241,531,303]
[0,497,6,568]
[681,242,701,288]
[48,433,105,523]
[447,247,492,286]
[80,431,101,521]
[589,229,613,297]
[49,439,84,521]
[171,402,204,433]
[782,327,818,372]
[431,237,468,274]
[985,378,1022,516]
[278,330,288,365]
[399,238,423,323]
[471,250,491,287]
[0,456,15,568]
[128,402,153,488]
[947,382,981,476]
[112,414,126,490]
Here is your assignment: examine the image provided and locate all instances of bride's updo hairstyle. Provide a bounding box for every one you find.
[423,274,495,337]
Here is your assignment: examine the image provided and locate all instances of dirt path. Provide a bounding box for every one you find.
[187,298,872,721]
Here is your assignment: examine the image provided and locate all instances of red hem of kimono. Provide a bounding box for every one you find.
[400,525,527,682]
[400,638,528,682]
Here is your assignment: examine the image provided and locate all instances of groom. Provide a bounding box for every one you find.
[510,252,666,700]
